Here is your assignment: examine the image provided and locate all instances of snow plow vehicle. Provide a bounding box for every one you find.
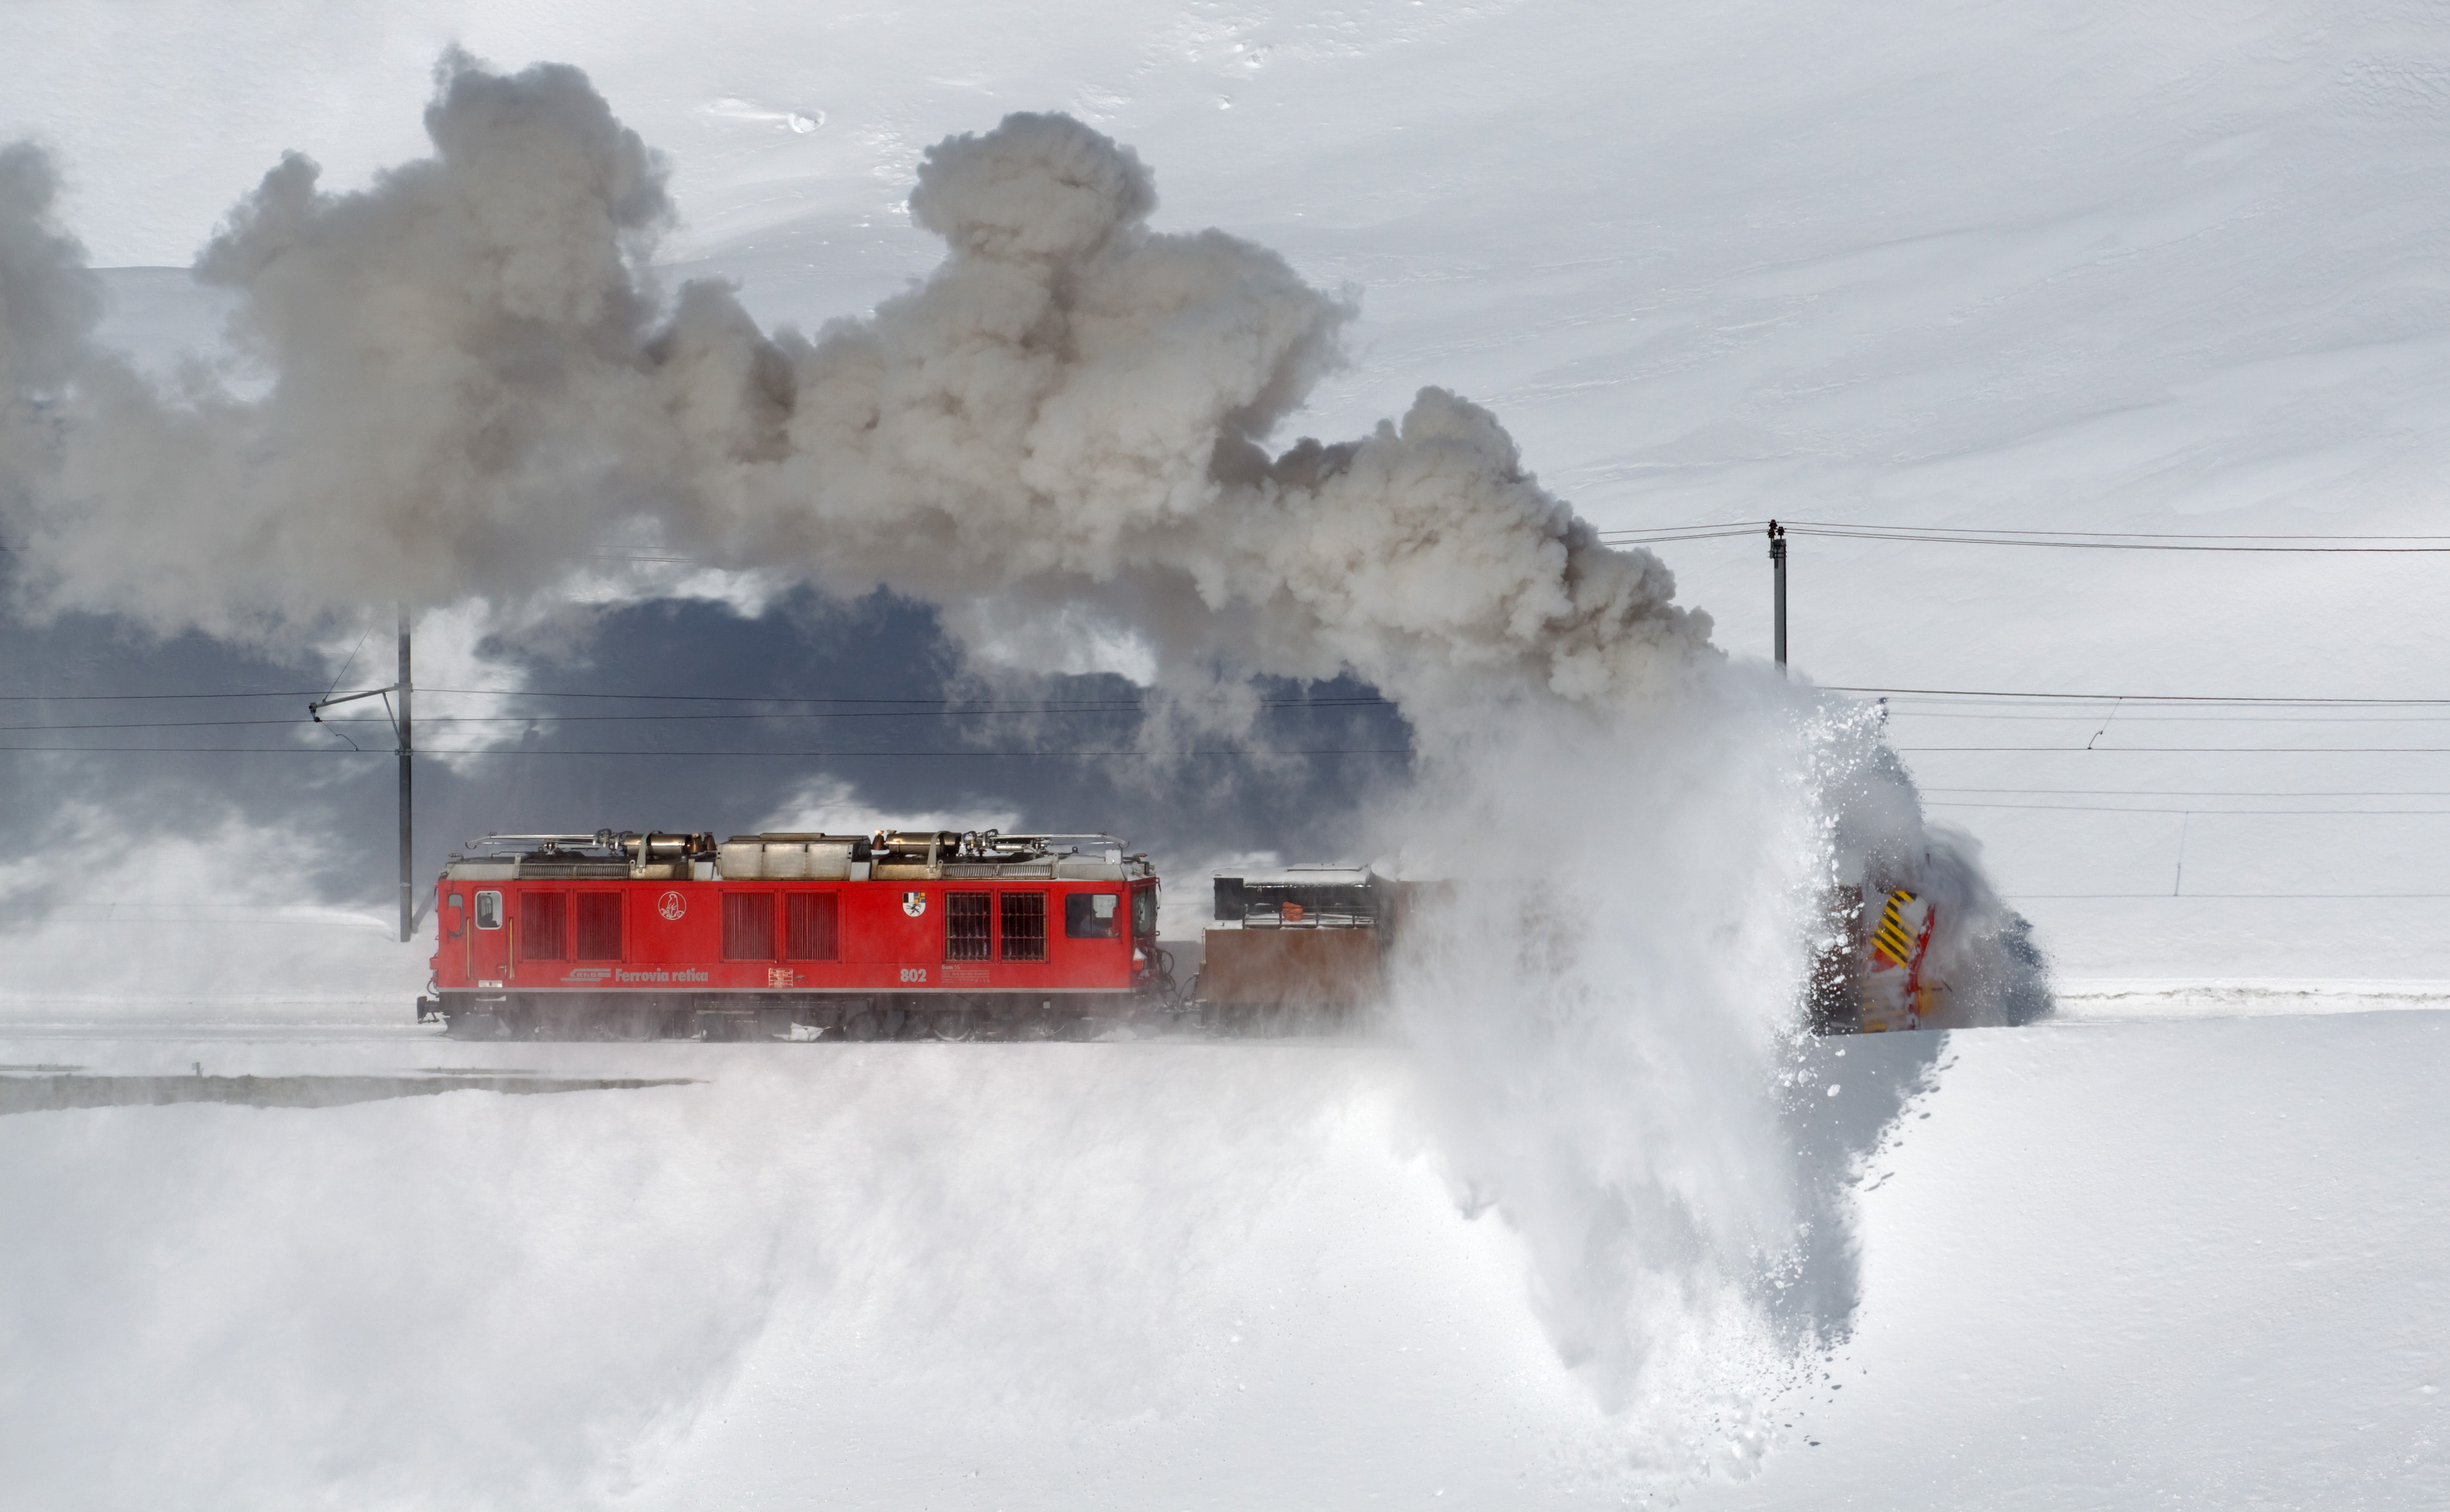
[1811,883,1950,1033]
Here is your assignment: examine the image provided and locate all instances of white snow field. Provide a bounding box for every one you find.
[4,0,2449,1506]
[0,1016,2442,1508]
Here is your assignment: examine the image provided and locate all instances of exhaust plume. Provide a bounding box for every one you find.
[1,56,1703,714]
[0,53,2048,1458]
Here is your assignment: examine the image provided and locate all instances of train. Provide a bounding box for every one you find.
[421,829,1171,1040]
[419,828,1948,1040]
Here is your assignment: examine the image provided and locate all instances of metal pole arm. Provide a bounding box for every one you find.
[306,684,400,720]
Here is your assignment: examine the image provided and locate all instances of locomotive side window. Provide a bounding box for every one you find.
[1063,892,1118,940]
[473,891,502,929]
[1131,888,1157,939]
[574,894,623,961]
[521,891,568,961]
[723,892,777,960]
[999,892,1046,962]
[784,893,838,961]
[945,892,991,962]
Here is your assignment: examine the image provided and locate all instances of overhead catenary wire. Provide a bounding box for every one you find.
[0,703,1403,732]
[1832,685,2450,706]
[0,745,1416,758]
[590,529,2450,554]
[1594,520,2450,552]
[1784,521,2450,542]
[2002,892,2450,899]
[1780,527,2450,554]
[1922,786,2450,798]
[1889,710,2450,723]
[33,709,2450,732]
[1897,745,2450,753]
[1925,800,2450,815]
[0,687,1399,709]
[3,680,2434,709]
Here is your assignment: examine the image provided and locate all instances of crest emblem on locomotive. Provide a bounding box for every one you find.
[902,892,927,917]
[657,890,687,921]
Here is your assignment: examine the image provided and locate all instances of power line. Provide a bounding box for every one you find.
[118,703,2450,734]
[0,690,332,702]
[1594,520,2450,552]
[2005,892,2450,899]
[0,686,1398,709]
[0,745,1416,758]
[1899,745,2450,753]
[1923,786,2450,798]
[416,688,1394,707]
[1784,518,2450,542]
[1833,685,2449,706]
[9,679,2441,709]
[0,702,1405,733]
[1926,800,2450,815]
[1887,710,2450,723]
[1786,528,2448,554]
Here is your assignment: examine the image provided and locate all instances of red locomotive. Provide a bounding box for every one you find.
[422,829,1167,1039]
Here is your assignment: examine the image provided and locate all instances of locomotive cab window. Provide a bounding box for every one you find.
[1064,892,1118,940]
[473,891,502,930]
[1131,889,1157,939]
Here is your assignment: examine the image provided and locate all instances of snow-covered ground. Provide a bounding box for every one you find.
[2,1014,2442,1508]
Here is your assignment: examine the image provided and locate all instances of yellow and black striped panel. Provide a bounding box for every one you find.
[1871,889,1919,970]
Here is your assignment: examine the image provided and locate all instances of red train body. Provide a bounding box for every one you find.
[424,829,1164,1039]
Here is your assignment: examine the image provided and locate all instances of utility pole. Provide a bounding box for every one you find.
[306,606,416,944]
[1768,519,1788,670]
[397,606,414,944]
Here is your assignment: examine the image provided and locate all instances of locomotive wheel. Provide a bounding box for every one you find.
[929,1010,974,1042]
[845,1008,911,1042]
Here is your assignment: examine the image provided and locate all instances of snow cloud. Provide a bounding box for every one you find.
[0,57,1704,722]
